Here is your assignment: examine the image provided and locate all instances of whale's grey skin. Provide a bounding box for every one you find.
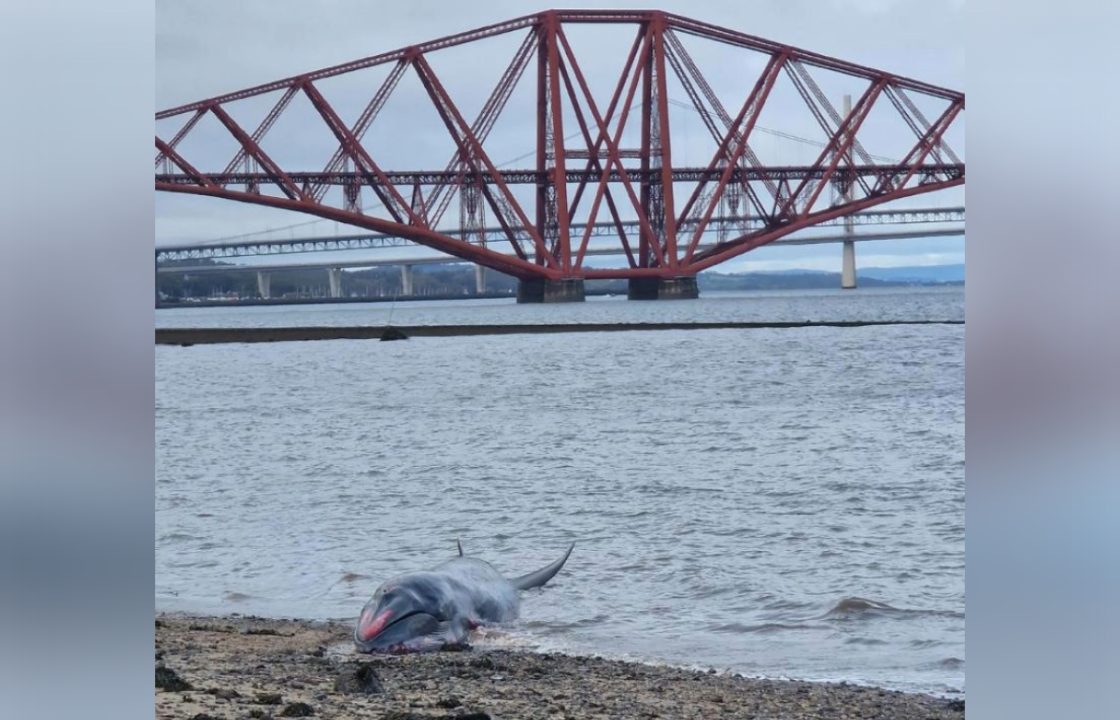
[354,543,573,653]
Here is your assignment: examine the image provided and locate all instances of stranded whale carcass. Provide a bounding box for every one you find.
[354,540,574,653]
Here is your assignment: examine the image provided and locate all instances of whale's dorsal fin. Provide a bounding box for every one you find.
[457,538,464,557]
[511,543,574,591]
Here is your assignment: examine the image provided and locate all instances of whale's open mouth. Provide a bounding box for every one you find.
[356,607,395,642]
[355,607,443,653]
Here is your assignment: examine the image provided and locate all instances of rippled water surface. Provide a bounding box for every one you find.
[156,287,964,696]
[156,286,964,327]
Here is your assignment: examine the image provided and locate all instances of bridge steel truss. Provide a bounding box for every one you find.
[155,9,964,282]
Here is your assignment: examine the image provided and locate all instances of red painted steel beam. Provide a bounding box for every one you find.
[638,23,655,269]
[661,12,962,101]
[426,31,537,229]
[893,86,961,165]
[680,53,788,262]
[553,50,635,269]
[662,30,776,218]
[784,61,874,199]
[156,164,964,187]
[874,100,963,194]
[156,10,962,118]
[651,14,679,268]
[776,77,887,221]
[688,176,964,273]
[534,24,549,267]
[156,13,544,119]
[208,104,307,202]
[680,51,786,262]
[556,25,645,248]
[221,86,298,176]
[543,12,573,273]
[559,21,666,267]
[155,108,205,167]
[411,54,554,267]
[789,60,876,168]
[300,79,417,225]
[155,138,215,188]
[312,59,410,203]
[156,182,555,280]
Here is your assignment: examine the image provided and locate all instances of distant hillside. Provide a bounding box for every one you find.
[698,264,963,291]
[858,264,965,283]
[699,271,892,291]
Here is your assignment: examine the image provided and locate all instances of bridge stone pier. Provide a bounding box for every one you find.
[841,241,857,289]
[517,278,585,303]
[328,267,343,298]
[474,265,486,295]
[256,271,271,300]
[628,277,700,300]
[400,264,414,297]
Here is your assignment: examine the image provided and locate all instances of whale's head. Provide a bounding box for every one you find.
[354,573,454,653]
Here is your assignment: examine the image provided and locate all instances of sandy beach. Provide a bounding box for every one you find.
[155,614,963,719]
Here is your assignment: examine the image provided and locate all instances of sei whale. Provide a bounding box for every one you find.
[354,540,574,653]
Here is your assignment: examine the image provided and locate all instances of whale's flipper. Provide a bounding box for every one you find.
[511,543,574,591]
[457,538,464,557]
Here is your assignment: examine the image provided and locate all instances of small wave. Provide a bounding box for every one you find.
[159,532,202,542]
[843,636,888,646]
[224,591,254,602]
[522,614,611,634]
[820,597,965,621]
[761,597,817,612]
[693,586,740,600]
[709,622,820,634]
[822,597,901,617]
[339,572,370,583]
[470,626,541,649]
[916,657,965,671]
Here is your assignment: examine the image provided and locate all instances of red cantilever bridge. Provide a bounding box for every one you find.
[155,9,964,302]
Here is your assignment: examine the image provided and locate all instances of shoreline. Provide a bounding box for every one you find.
[155,613,964,719]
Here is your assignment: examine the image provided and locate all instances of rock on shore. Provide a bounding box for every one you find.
[155,614,963,719]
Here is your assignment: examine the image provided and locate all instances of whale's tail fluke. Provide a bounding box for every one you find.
[511,543,575,591]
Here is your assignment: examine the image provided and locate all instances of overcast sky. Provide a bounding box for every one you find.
[155,0,965,272]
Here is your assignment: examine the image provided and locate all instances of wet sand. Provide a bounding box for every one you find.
[155,614,963,719]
